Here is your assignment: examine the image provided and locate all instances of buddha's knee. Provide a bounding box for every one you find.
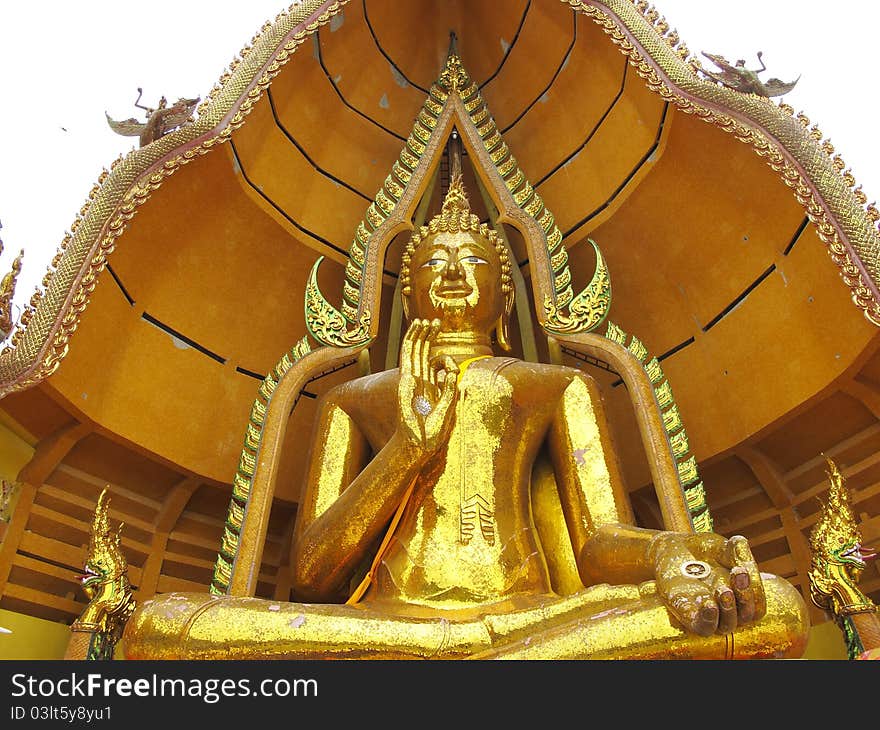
[472,574,810,659]
[730,573,810,659]
[119,592,221,660]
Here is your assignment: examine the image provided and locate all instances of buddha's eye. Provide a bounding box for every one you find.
[421,258,446,268]
[460,256,486,265]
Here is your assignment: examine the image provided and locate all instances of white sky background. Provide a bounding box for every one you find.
[0,1,877,323]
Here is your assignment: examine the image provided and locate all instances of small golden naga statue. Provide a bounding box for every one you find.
[65,488,136,660]
[0,243,24,339]
[700,51,799,97]
[809,458,880,660]
[105,88,200,148]
[120,175,809,660]
[0,479,22,523]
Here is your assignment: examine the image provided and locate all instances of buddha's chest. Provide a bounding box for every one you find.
[450,364,555,450]
[410,373,553,542]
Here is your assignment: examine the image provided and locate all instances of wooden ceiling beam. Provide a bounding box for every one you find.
[0,421,92,597]
[53,464,162,511]
[784,423,880,482]
[736,446,795,510]
[3,582,83,616]
[793,450,880,513]
[12,553,82,585]
[167,530,227,551]
[161,551,214,570]
[138,476,200,601]
[706,485,764,512]
[17,421,91,486]
[154,477,200,533]
[779,508,819,622]
[722,505,782,536]
[841,378,880,420]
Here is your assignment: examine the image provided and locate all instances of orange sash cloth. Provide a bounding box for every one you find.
[346,354,491,605]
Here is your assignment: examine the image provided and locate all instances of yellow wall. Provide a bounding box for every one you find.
[0,417,33,481]
[0,421,32,528]
[802,619,849,660]
[0,609,69,660]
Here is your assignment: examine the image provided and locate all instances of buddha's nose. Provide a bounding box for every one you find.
[442,255,463,280]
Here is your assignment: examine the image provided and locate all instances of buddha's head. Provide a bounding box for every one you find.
[400,173,514,349]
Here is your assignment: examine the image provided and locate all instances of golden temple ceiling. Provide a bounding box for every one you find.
[0,0,878,637]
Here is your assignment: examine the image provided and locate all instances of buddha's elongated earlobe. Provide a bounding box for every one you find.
[495,285,514,351]
[495,315,511,351]
[401,287,410,321]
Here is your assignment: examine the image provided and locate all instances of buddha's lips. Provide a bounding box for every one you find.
[436,285,472,297]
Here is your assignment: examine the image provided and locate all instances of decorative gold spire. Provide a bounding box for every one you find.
[808,457,879,659]
[809,457,877,619]
[69,487,136,659]
[438,33,467,92]
[809,457,862,565]
[86,488,128,582]
[0,248,23,338]
[436,168,471,228]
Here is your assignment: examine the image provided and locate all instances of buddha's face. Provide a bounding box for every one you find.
[406,230,504,334]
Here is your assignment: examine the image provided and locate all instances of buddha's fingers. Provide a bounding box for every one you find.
[668,583,718,637]
[434,366,459,420]
[728,566,756,624]
[412,319,427,385]
[725,535,766,622]
[434,355,459,389]
[399,319,419,379]
[711,572,738,634]
[422,319,440,394]
[431,354,457,389]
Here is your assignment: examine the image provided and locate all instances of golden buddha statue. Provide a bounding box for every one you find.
[120,174,809,660]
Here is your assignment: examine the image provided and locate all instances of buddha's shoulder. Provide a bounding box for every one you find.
[319,358,590,404]
[320,368,400,405]
[482,357,588,384]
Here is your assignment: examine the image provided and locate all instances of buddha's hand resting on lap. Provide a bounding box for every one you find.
[648,532,767,636]
[397,318,460,453]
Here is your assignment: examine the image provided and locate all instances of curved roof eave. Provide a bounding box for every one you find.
[0,0,876,400]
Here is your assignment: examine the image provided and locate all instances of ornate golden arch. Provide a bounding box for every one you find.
[0,1,875,597]
[216,46,711,597]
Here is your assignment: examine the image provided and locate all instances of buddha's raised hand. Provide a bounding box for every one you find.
[649,532,767,636]
[397,318,460,453]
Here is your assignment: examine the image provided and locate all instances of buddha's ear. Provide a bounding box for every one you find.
[401,288,410,321]
[495,287,515,352]
[494,316,510,351]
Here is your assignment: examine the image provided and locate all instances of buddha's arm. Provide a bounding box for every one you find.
[548,372,766,634]
[545,373,656,585]
[292,320,458,601]
[291,398,432,601]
